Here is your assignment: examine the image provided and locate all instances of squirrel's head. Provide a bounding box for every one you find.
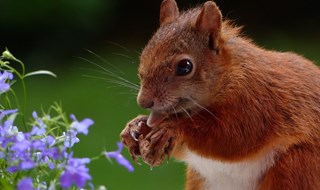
[138,0,227,127]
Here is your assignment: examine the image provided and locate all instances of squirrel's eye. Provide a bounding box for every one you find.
[176,59,193,76]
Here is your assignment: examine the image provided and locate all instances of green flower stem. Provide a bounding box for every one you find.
[90,152,105,162]
[4,94,12,108]
[8,88,22,115]
[1,64,27,130]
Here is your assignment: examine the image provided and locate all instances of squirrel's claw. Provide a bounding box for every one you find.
[120,115,150,163]
[139,126,176,167]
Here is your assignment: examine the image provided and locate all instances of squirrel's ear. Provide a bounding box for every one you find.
[196,1,222,50]
[160,0,179,26]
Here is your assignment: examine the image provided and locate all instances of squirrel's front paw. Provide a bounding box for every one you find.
[120,115,151,162]
[139,126,177,167]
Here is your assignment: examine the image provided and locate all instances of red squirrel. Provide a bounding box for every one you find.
[120,0,320,189]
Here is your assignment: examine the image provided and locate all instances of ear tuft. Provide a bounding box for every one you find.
[196,1,222,50]
[160,0,179,26]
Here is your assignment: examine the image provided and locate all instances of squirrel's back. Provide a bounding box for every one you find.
[222,32,320,142]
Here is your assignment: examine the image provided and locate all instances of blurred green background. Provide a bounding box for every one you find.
[0,0,319,189]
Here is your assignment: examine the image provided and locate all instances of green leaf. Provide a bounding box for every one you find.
[0,179,14,190]
[24,70,57,78]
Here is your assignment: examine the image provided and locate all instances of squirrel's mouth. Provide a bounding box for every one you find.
[147,98,194,127]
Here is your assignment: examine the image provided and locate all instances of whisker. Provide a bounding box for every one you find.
[79,58,140,89]
[106,41,133,54]
[105,85,119,89]
[171,105,179,120]
[79,57,128,87]
[85,49,124,74]
[112,53,136,63]
[133,50,141,56]
[188,97,218,119]
[78,57,117,76]
[77,67,116,77]
[180,106,192,120]
[119,92,138,95]
[83,75,138,97]
[82,74,139,91]
[78,50,141,98]
[107,79,139,91]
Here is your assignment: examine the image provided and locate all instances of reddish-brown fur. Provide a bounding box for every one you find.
[121,0,320,189]
[185,166,205,190]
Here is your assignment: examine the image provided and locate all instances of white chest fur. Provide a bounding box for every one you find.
[184,150,275,190]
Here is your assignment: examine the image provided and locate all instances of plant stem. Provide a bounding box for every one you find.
[2,64,28,130]
[90,153,105,161]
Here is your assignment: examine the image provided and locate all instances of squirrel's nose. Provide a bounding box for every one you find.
[138,98,154,109]
[137,88,155,109]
